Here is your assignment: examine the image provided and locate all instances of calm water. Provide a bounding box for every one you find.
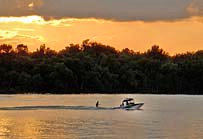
[0,94,202,139]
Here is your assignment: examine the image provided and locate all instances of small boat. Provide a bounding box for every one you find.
[120,98,144,110]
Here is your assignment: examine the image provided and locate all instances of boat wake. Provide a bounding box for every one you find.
[0,98,144,111]
[0,106,120,111]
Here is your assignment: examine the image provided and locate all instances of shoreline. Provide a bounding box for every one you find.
[0,92,202,95]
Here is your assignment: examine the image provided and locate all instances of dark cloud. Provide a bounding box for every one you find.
[0,0,43,16]
[0,0,203,21]
[186,0,203,15]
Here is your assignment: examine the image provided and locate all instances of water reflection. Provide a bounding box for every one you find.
[0,111,118,139]
[0,111,74,139]
[0,114,43,139]
[0,95,202,139]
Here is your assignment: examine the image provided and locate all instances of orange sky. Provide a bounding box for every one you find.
[0,15,203,55]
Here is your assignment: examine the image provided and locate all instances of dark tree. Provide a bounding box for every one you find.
[0,44,13,54]
[16,44,28,55]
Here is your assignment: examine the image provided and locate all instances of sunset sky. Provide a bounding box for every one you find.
[0,0,203,54]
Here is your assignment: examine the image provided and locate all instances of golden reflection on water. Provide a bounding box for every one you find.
[0,113,43,139]
[0,111,87,139]
[0,118,11,137]
[0,95,202,139]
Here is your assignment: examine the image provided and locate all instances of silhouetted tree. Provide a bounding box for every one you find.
[0,44,13,54]
[145,45,169,61]
[16,44,28,55]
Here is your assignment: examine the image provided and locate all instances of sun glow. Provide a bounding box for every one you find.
[0,16,45,24]
[0,30,18,39]
[0,15,203,54]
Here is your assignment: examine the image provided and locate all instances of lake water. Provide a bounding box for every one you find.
[0,94,202,139]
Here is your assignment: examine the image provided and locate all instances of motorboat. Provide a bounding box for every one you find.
[120,98,144,110]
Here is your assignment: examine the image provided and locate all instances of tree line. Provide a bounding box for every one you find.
[0,39,203,94]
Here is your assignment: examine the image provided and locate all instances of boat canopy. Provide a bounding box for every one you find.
[122,98,134,102]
